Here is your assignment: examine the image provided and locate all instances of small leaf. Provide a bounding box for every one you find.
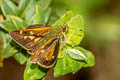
[21,0,51,24]
[37,0,51,10]
[54,55,73,77]
[52,11,73,27]
[3,43,18,59]
[18,0,30,16]
[57,46,64,58]
[0,0,18,17]
[44,8,51,24]
[0,20,18,32]
[66,15,84,45]
[3,37,17,59]
[0,16,28,32]
[65,49,87,60]
[24,59,49,80]
[75,47,95,67]
[14,51,28,64]
[20,1,37,24]
[0,31,17,58]
[9,15,28,29]
[35,5,45,24]
[64,52,85,74]
[47,11,59,25]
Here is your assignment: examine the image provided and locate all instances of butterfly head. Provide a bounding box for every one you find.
[60,24,68,32]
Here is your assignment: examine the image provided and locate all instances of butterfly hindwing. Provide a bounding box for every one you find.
[30,37,60,68]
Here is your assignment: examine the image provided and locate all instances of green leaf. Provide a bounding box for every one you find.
[0,21,17,32]
[54,46,95,77]
[75,47,95,67]
[18,0,30,16]
[24,59,49,80]
[66,15,84,45]
[54,56,73,77]
[3,43,18,59]
[0,16,28,32]
[0,0,18,17]
[47,11,59,25]
[14,51,28,64]
[54,50,84,77]
[37,0,51,10]
[20,1,36,24]
[52,11,73,27]
[3,36,17,58]
[66,49,87,60]
[21,0,51,24]
[44,8,52,24]
[9,15,28,29]
[0,31,17,58]
[35,5,45,24]
[0,31,4,67]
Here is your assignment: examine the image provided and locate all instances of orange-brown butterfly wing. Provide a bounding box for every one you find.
[10,24,60,68]
[30,37,60,68]
[9,25,52,51]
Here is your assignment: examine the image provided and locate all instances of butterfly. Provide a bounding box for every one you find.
[9,24,68,68]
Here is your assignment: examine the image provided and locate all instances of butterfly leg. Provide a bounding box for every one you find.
[60,33,74,49]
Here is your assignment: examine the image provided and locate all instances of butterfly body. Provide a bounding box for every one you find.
[10,24,67,68]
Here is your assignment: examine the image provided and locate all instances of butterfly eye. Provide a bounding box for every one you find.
[62,27,66,32]
[61,24,68,32]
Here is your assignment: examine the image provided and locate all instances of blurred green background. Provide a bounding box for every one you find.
[0,0,120,80]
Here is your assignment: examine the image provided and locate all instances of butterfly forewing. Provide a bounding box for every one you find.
[10,25,52,51]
